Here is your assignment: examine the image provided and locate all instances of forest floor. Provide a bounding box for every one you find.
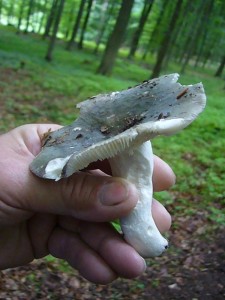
[0,27,225,299]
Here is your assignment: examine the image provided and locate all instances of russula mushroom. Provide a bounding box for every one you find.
[30,73,206,258]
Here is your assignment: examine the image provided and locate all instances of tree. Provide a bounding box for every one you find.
[24,0,35,33]
[0,0,3,23]
[215,55,225,77]
[201,0,225,69]
[128,0,155,59]
[151,0,183,79]
[7,0,15,25]
[180,0,213,74]
[43,0,59,39]
[45,0,65,61]
[93,1,116,54]
[142,0,169,60]
[64,1,77,40]
[17,0,27,33]
[162,0,193,69]
[194,0,215,68]
[78,0,93,49]
[97,0,134,75]
[66,0,86,50]
[37,0,49,34]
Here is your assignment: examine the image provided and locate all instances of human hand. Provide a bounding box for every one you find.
[0,124,175,284]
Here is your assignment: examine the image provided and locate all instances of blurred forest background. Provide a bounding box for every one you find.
[0,0,224,299]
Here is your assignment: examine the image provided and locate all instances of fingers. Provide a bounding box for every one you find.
[48,227,117,284]
[2,123,173,228]
[48,197,171,284]
[25,173,139,222]
[2,125,138,222]
[152,199,172,233]
[152,156,176,191]
[73,221,146,279]
[18,124,62,156]
[48,217,146,284]
[88,156,175,192]
[49,196,171,285]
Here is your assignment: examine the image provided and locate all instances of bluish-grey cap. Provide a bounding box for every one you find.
[30,74,206,180]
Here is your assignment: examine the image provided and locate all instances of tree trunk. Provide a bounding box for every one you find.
[202,1,225,69]
[37,0,48,33]
[94,1,116,55]
[64,1,77,40]
[151,0,183,79]
[215,55,225,77]
[7,0,15,25]
[142,0,169,60]
[78,0,93,49]
[0,0,3,22]
[194,30,209,68]
[45,0,65,61]
[128,0,155,59]
[24,0,35,33]
[43,0,59,39]
[194,0,214,68]
[97,0,134,75]
[17,0,26,33]
[180,0,208,74]
[66,0,86,50]
[163,0,192,69]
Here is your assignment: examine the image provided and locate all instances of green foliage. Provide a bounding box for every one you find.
[208,206,225,225]
[1,0,225,76]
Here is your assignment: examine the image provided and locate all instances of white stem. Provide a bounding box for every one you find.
[109,141,168,257]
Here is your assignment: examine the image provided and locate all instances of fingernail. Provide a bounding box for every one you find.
[141,257,147,272]
[98,180,130,206]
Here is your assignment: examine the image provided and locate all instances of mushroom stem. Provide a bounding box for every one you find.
[109,141,168,258]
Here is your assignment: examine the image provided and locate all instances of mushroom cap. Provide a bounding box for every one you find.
[30,74,206,180]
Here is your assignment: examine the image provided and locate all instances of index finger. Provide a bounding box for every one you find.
[86,156,176,192]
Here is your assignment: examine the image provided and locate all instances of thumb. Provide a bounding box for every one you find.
[24,172,139,222]
[0,124,138,223]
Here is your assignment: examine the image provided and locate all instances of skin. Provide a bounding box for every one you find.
[0,124,175,284]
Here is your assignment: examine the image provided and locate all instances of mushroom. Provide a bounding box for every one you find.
[30,73,206,258]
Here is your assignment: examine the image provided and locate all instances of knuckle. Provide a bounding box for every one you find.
[61,173,98,213]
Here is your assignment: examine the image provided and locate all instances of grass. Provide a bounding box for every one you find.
[0,25,224,229]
